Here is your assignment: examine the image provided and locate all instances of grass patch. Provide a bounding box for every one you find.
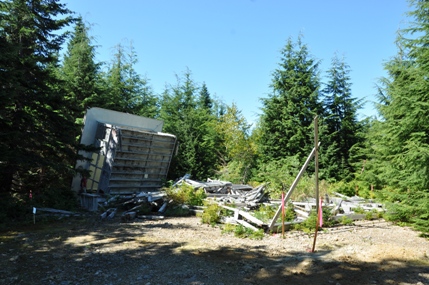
[222,224,264,240]
[339,215,354,225]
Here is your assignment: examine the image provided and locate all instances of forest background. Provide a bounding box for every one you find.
[1,0,428,234]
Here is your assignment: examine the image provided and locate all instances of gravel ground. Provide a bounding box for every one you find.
[1,215,429,285]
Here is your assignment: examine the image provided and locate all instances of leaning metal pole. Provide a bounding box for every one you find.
[268,140,321,232]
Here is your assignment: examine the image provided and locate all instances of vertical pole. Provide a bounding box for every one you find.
[33,207,36,224]
[311,116,319,252]
[281,192,285,238]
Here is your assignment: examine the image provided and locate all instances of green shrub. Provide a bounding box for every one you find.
[0,193,29,226]
[353,206,365,214]
[165,184,206,206]
[328,180,355,197]
[284,202,297,222]
[293,205,335,233]
[201,202,221,225]
[293,211,318,233]
[321,206,336,227]
[232,224,264,239]
[340,215,353,225]
[253,204,277,223]
[249,229,265,240]
[221,223,236,234]
[375,210,384,219]
[365,211,374,220]
[234,224,247,237]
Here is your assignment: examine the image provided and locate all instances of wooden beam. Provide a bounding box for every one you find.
[236,219,259,231]
[219,204,265,226]
[268,142,321,232]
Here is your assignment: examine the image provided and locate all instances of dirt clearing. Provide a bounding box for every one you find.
[1,215,429,285]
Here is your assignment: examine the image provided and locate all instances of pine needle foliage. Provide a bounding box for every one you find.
[372,0,429,233]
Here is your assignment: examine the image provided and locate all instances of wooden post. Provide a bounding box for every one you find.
[311,116,319,253]
[281,192,285,238]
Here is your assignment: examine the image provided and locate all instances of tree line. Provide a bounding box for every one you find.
[0,0,427,233]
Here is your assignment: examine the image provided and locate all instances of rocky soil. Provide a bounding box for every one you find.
[1,215,429,285]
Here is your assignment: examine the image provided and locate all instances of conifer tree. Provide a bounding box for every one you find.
[61,16,102,122]
[0,0,75,202]
[198,82,213,110]
[259,36,321,163]
[160,71,218,180]
[374,0,429,232]
[321,54,363,181]
[103,42,157,117]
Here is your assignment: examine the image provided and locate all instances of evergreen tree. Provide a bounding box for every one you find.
[103,42,158,117]
[374,0,429,232]
[259,36,321,163]
[0,0,75,205]
[61,16,102,123]
[160,71,218,180]
[198,82,213,110]
[321,54,363,181]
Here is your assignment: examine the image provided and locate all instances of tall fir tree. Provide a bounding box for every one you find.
[321,54,363,181]
[198,82,213,110]
[160,70,219,180]
[259,36,321,163]
[0,0,75,206]
[103,42,158,117]
[61,16,102,123]
[374,0,429,232]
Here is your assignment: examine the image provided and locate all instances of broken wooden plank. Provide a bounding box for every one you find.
[294,208,310,218]
[121,211,136,221]
[235,219,259,231]
[100,208,117,220]
[333,213,368,221]
[137,215,165,220]
[218,204,265,226]
[158,202,168,213]
[36,208,77,215]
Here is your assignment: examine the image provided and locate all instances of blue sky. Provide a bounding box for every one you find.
[64,0,411,125]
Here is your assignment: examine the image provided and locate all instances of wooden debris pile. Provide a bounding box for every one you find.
[96,177,263,222]
[206,191,385,232]
[94,175,385,235]
[99,191,168,221]
[174,177,234,194]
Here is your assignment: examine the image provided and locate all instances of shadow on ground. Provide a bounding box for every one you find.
[1,215,428,285]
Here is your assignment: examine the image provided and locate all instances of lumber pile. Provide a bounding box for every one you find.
[91,176,385,235]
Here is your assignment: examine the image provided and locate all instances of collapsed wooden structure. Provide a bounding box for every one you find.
[73,108,177,211]
[94,175,384,234]
[84,116,384,233]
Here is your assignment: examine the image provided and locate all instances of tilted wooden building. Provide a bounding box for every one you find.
[72,108,176,209]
